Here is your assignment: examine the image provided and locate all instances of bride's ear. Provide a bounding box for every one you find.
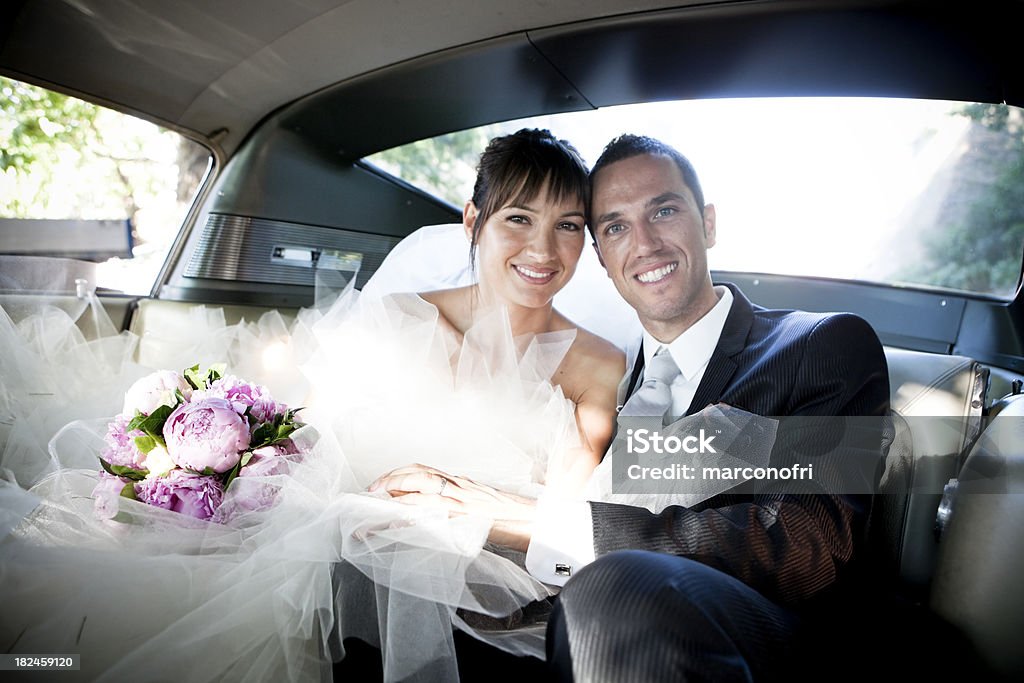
[462,201,478,243]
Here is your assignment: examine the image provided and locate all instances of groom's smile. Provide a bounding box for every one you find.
[634,261,678,284]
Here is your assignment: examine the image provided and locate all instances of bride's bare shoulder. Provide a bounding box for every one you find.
[417,286,474,336]
[555,316,626,397]
[574,327,626,378]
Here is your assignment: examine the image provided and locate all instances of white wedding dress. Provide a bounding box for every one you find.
[0,227,773,682]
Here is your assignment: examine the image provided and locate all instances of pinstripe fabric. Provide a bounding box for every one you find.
[546,284,890,681]
[550,551,798,683]
[592,283,890,605]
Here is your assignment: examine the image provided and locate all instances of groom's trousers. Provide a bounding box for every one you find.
[546,550,800,682]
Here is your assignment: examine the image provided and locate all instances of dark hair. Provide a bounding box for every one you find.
[588,134,705,231]
[469,129,589,269]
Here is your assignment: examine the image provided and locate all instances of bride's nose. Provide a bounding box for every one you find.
[524,225,556,261]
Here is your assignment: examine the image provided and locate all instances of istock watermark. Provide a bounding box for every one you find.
[625,428,717,455]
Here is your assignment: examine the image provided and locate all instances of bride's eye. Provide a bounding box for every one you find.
[507,215,530,225]
[557,221,582,232]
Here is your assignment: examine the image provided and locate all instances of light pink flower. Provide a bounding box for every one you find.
[136,469,224,521]
[163,397,250,473]
[122,370,192,417]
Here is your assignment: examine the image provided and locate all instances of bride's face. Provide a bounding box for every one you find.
[465,183,586,310]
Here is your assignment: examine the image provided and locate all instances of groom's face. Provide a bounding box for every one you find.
[591,153,718,342]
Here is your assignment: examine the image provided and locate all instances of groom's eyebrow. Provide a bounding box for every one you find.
[647,192,687,208]
[595,210,622,225]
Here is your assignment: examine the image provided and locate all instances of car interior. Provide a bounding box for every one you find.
[2,0,1023,679]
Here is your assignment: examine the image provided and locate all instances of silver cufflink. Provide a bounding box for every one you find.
[555,563,572,577]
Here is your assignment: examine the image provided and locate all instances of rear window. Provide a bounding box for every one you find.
[1,77,210,294]
[367,98,1024,299]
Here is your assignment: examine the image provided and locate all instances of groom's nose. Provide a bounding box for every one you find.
[633,221,663,255]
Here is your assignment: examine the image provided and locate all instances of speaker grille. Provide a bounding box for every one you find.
[185,214,401,288]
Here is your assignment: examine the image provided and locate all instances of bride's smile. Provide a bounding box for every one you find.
[466,186,586,317]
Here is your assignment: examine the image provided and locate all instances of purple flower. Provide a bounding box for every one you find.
[101,414,146,469]
[206,376,285,425]
[163,397,250,473]
[92,472,130,520]
[240,440,299,478]
[135,469,224,521]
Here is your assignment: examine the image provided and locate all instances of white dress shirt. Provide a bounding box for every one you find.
[525,286,734,586]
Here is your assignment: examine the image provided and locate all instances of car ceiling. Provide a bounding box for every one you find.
[2,0,1022,161]
[0,0,696,156]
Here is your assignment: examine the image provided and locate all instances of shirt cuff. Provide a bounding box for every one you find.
[525,498,595,586]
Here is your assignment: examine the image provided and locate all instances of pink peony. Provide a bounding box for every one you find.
[240,440,299,478]
[122,370,192,417]
[135,469,224,520]
[205,375,285,425]
[92,472,130,520]
[101,414,146,469]
[163,397,250,473]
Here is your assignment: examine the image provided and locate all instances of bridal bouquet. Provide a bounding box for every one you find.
[93,364,304,521]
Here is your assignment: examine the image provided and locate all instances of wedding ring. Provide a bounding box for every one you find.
[438,477,448,497]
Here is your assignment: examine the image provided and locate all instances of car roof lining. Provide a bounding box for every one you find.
[3,1,1022,161]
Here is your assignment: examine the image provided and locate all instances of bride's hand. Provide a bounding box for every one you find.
[368,463,536,552]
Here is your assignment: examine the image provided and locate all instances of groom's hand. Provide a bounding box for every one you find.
[368,463,536,552]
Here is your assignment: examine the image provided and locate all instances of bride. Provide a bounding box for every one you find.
[0,129,626,682]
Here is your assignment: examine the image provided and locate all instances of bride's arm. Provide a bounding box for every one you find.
[545,340,625,498]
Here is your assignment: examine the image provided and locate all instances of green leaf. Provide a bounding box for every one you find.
[240,451,254,467]
[126,411,147,432]
[208,363,226,385]
[201,466,218,476]
[119,482,138,500]
[222,460,243,491]
[99,458,149,482]
[134,435,157,454]
[250,422,276,450]
[183,363,203,390]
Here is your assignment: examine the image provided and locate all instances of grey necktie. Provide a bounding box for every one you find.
[620,347,681,421]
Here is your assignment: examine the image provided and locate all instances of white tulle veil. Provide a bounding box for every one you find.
[0,230,770,682]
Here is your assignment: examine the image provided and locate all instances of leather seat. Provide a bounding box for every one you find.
[929,393,1024,681]
[869,348,989,592]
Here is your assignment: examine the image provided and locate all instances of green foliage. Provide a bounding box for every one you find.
[902,104,1024,296]
[126,404,174,448]
[100,458,149,482]
[369,127,500,206]
[1,77,98,171]
[183,363,225,391]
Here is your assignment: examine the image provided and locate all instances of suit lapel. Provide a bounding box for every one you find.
[617,337,644,409]
[685,283,754,416]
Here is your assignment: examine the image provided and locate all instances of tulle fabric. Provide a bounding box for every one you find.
[0,272,579,681]
[0,243,775,682]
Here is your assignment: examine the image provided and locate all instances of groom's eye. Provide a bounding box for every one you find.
[654,207,677,219]
[604,223,625,236]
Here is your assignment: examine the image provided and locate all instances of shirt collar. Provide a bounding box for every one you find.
[642,285,734,381]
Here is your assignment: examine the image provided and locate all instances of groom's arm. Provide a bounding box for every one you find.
[528,313,890,602]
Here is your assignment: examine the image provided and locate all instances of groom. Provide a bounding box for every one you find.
[376,134,891,680]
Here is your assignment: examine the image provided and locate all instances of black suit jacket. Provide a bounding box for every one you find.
[592,283,890,605]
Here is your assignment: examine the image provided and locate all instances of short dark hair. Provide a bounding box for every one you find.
[588,134,705,231]
[469,129,589,269]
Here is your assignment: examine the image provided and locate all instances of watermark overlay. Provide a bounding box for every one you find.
[610,412,1024,499]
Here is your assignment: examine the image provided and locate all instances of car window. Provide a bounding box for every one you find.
[0,77,210,294]
[367,98,1024,299]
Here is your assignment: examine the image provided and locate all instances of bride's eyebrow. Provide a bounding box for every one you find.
[504,202,537,212]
